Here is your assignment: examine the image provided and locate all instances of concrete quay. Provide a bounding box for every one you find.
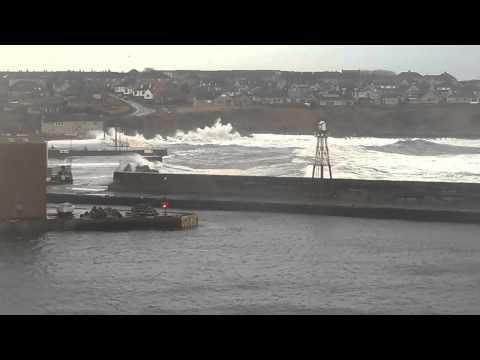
[47,190,480,225]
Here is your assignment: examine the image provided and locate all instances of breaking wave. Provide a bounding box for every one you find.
[47,119,480,184]
[366,139,480,156]
[101,119,251,147]
[170,119,244,144]
[117,153,157,172]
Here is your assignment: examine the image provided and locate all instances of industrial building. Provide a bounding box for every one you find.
[0,135,47,222]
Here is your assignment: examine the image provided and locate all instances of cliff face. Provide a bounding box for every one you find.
[116,104,480,138]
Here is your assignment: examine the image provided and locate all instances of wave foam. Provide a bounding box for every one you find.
[101,118,249,147]
[169,119,243,144]
[366,139,480,156]
[117,154,157,172]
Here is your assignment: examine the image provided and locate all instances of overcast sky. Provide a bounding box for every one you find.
[1,45,479,80]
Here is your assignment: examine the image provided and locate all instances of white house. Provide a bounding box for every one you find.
[143,89,153,100]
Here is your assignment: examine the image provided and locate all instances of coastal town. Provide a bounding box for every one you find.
[1,68,480,137]
[4,44,480,316]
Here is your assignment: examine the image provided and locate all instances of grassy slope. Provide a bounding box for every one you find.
[116,104,480,138]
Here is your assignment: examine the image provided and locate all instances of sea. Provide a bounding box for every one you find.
[3,119,480,314]
[47,118,480,194]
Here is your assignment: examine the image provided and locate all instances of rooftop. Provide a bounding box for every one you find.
[397,71,423,78]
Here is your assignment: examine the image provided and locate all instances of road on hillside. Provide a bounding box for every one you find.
[110,94,156,117]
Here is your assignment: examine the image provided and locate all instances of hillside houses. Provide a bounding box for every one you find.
[85,68,480,107]
[113,76,193,104]
[115,83,155,101]
[2,69,480,114]
[246,70,478,107]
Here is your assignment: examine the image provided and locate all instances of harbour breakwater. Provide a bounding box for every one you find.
[109,172,480,208]
[99,172,480,223]
[47,191,480,224]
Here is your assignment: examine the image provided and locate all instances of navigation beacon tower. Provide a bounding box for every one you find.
[312,120,332,179]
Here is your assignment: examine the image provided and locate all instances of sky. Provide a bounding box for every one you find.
[0,45,479,80]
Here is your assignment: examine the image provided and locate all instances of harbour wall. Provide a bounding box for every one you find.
[0,210,198,234]
[108,172,480,211]
[47,192,480,225]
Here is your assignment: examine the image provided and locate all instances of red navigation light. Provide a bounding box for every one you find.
[161,198,169,216]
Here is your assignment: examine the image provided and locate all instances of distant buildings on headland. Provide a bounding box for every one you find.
[1,69,480,109]
[1,68,480,136]
[109,69,480,107]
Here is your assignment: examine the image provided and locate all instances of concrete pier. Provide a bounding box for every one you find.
[109,172,480,209]
[46,213,198,232]
[1,208,198,234]
[46,191,480,225]
[86,171,480,224]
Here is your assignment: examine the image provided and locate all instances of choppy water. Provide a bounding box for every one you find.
[8,119,480,314]
[2,210,480,314]
[47,119,480,194]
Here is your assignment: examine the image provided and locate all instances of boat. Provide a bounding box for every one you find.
[47,165,73,185]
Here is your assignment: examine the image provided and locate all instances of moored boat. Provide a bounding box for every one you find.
[47,165,73,185]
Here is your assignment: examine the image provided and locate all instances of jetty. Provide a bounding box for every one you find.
[48,147,167,161]
[48,127,167,161]
[1,204,198,234]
